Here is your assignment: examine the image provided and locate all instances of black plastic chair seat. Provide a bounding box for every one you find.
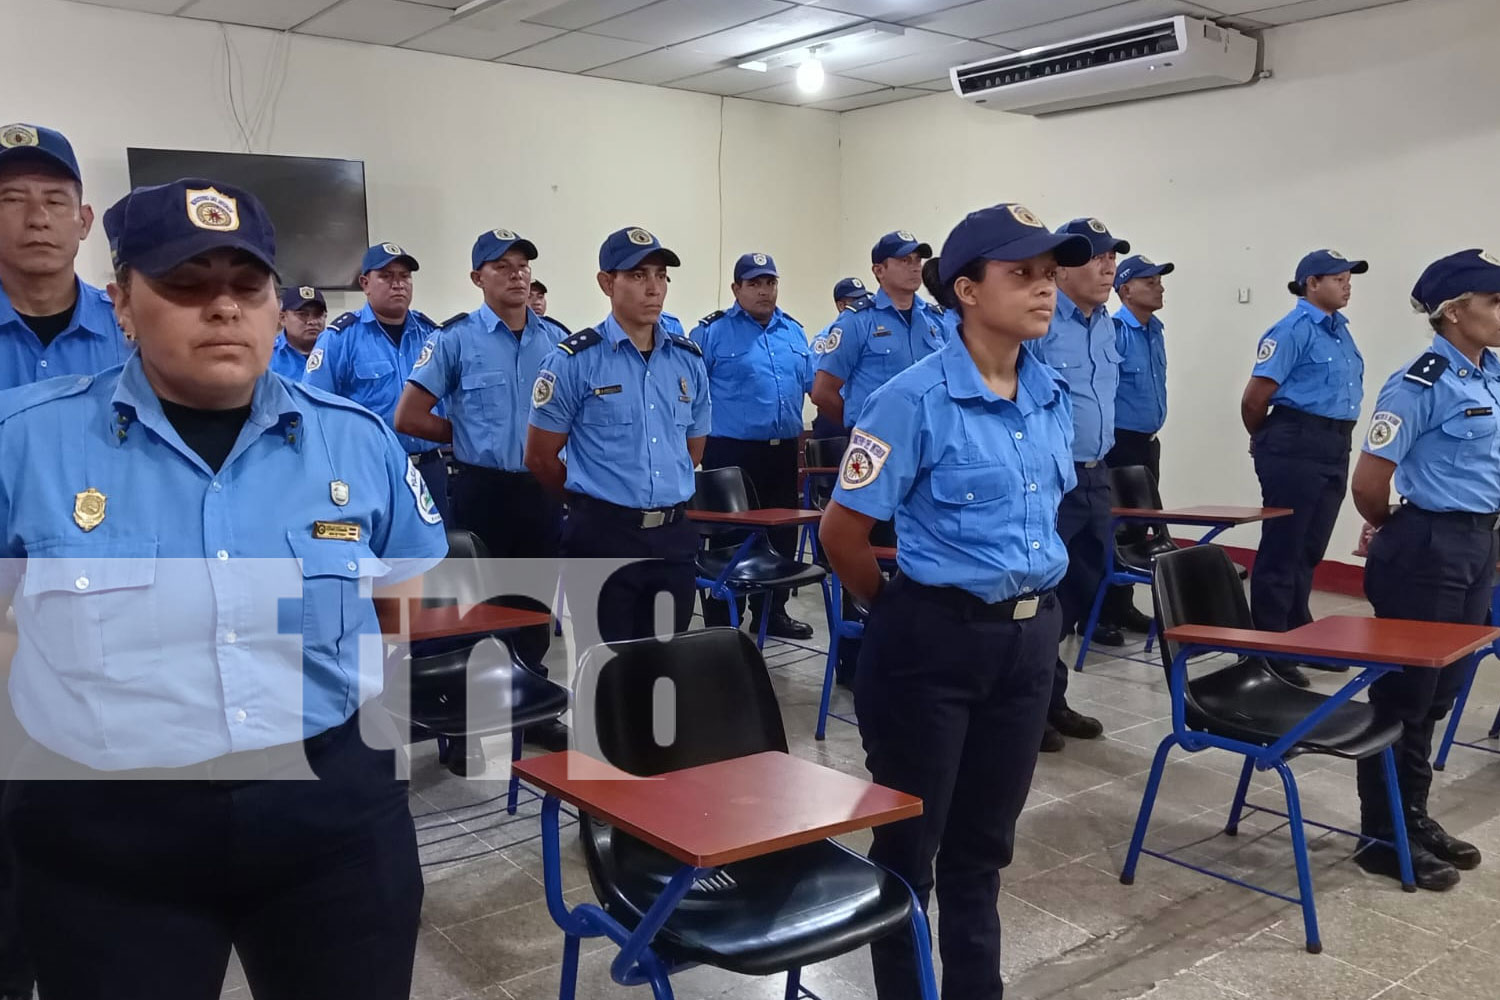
[699,542,827,591]
[585,826,913,976]
[1185,658,1401,759]
[384,638,569,739]
[1116,541,1157,575]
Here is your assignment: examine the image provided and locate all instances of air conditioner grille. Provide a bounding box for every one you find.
[955,23,1180,96]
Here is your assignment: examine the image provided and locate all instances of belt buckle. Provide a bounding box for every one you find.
[641,510,667,529]
[1012,596,1040,621]
[769,438,781,446]
[1082,460,1099,469]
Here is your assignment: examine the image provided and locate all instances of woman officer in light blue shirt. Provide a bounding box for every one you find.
[1347,250,1500,894]
[820,204,1090,1000]
[0,178,447,999]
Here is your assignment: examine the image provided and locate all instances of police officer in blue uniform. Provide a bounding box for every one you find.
[1241,249,1367,687]
[525,227,710,643]
[1100,254,1175,634]
[304,242,448,519]
[270,285,326,379]
[1346,249,1500,892]
[0,177,447,999]
[821,203,1089,1000]
[810,277,872,439]
[0,123,130,390]
[1031,216,1128,751]
[691,252,815,639]
[529,278,572,336]
[811,230,947,431]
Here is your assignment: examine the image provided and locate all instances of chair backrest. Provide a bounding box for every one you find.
[1109,465,1161,510]
[420,528,491,608]
[575,629,789,777]
[690,466,755,514]
[805,436,849,469]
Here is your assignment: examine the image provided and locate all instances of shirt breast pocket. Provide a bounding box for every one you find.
[579,392,637,442]
[286,532,388,681]
[460,369,507,417]
[1439,412,1498,465]
[20,540,159,681]
[354,359,395,382]
[1102,340,1124,365]
[929,463,1021,540]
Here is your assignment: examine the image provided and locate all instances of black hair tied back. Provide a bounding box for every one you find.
[922,257,950,308]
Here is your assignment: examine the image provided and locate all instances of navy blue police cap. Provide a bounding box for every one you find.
[599,227,681,272]
[114,178,277,278]
[1411,249,1500,313]
[472,228,538,271]
[939,204,1092,285]
[1295,248,1368,283]
[1056,217,1130,257]
[0,123,81,184]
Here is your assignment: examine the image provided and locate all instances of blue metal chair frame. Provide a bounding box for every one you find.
[814,570,863,741]
[1121,640,1417,954]
[1433,584,1500,770]
[534,796,939,1000]
[696,530,777,649]
[795,469,838,565]
[1075,518,1242,672]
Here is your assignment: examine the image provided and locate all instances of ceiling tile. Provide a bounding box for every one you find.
[677,5,863,59]
[907,0,1123,38]
[982,0,1225,52]
[807,86,930,112]
[738,72,882,106]
[178,0,343,30]
[295,0,454,44]
[498,30,654,71]
[584,45,724,84]
[1234,0,1409,26]
[585,0,792,45]
[910,77,954,91]
[68,0,188,12]
[802,0,971,19]
[399,19,565,58]
[842,37,1010,87]
[670,65,789,96]
[814,26,961,73]
[520,0,660,30]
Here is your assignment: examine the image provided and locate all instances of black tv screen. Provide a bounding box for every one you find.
[126,148,369,290]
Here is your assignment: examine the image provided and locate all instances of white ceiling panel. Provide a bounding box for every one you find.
[843,38,1011,87]
[739,72,882,106]
[583,0,791,45]
[681,5,864,59]
[800,26,960,74]
[500,30,654,71]
[670,65,790,96]
[583,44,725,84]
[178,0,342,30]
[908,0,1131,38]
[910,77,955,91]
[519,0,660,30]
[1233,0,1410,25]
[807,86,932,112]
[982,0,1225,52]
[400,20,566,58]
[69,0,190,13]
[803,0,971,19]
[296,0,453,45]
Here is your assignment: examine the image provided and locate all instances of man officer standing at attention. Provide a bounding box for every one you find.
[303,242,447,519]
[812,231,947,431]
[525,227,710,643]
[270,285,325,379]
[811,277,872,439]
[1098,254,1175,635]
[691,252,815,639]
[1031,216,1127,752]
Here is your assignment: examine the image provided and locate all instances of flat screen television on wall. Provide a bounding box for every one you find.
[126,148,369,291]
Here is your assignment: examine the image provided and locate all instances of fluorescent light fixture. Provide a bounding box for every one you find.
[450,0,570,23]
[735,20,904,72]
[796,56,825,93]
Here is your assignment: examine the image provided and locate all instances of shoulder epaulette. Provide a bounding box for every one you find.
[698,309,726,329]
[781,312,801,328]
[1404,352,1449,388]
[285,380,394,426]
[0,374,97,424]
[843,297,873,314]
[328,311,357,333]
[556,328,603,356]
[672,335,703,357]
[439,312,468,330]
[411,310,437,329]
[929,302,946,316]
[542,316,572,337]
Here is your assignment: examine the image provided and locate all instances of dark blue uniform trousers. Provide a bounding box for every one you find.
[1356,508,1498,833]
[1,713,422,1000]
[561,496,698,644]
[1051,464,1111,713]
[1250,408,1354,633]
[856,576,1058,1000]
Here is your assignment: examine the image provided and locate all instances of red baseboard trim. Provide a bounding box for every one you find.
[1211,543,1366,599]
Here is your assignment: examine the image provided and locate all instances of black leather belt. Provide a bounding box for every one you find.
[1404,505,1500,532]
[1271,407,1357,434]
[895,575,1056,622]
[567,492,687,529]
[409,449,442,462]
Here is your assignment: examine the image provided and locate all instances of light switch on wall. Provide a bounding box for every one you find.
[1238,288,1252,304]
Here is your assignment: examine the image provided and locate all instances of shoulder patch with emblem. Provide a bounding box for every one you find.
[1366,411,1402,450]
[328,311,357,333]
[839,428,892,490]
[671,334,702,357]
[822,327,843,353]
[439,312,468,330]
[556,328,603,357]
[532,370,557,408]
[1404,352,1449,388]
[1256,338,1276,363]
[414,342,434,369]
[405,459,443,525]
[306,347,325,373]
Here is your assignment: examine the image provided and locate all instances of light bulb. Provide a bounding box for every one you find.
[796,56,825,94]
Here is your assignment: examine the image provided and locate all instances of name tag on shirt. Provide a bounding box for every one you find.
[313,521,362,542]
[593,385,623,396]
[1467,407,1494,417]
[873,329,892,338]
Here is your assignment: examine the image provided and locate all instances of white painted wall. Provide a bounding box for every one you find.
[4,0,842,336]
[838,0,1500,561]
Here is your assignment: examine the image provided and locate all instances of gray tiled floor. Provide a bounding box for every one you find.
[223,587,1500,999]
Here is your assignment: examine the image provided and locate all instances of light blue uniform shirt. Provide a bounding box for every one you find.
[1362,335,1500,513]
[529,315,711,509]
[690,304,812,441]
[0,278,132,389]
[1252,298,1364,421]
[834,334,1076,603]
[302,304,441,454]
[0,357,448,770]
[407,304,564,471]
[1033,290,1120,462]
[815,289,947,429]
[268,333,310,381]
[1112,307,1168,435]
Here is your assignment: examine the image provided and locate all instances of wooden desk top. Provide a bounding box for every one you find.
[872,545,898,562]
[513,750,922,868]
[1164,615,1500,669]
[801,466,840,476]
[376,600,553,641]
[688,508,825,527]
[1111,505,1294,526]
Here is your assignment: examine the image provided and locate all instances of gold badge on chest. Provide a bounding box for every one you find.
[73,488,107,532]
